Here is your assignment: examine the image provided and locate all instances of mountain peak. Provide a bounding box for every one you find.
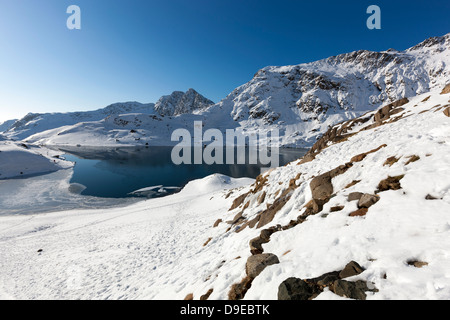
[406,33,450,53]
[154,89,214,117]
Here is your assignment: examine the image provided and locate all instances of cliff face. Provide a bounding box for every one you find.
[154,88,215,117]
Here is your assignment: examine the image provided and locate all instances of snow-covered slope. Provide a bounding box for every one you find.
[4,102,155,141]
[0,138,72,179]
[0,120,17,134]
[1,85,449,300]
[3,89,214,141]
[17,33,450,148]
[25,112,208,147]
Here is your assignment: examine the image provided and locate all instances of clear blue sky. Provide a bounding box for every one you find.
[0,0,449,122]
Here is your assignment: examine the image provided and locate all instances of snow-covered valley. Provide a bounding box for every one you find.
[1,84,449,300]
[0,32,450,301]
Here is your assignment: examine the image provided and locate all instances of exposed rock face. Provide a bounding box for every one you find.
[154,88,214,117]
[213,219,222,227]
[441,83,450,94]
[443,107,450,117]
[373,98,409,125]
[310,163,353,202]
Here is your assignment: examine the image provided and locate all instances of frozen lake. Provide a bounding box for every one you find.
[0,146,306,215]
[60,146,307,198]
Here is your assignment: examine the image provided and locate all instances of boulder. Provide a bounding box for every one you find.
[331,280,369,300]
[339,261,365,279]
[246,253,280,278]
[278,277,321,300]
[229,192,249,211]
[358,194,380,208]
[348,192,364,202]
[184,293,194,300]
[277,261,373,301]
[310,173,333,201]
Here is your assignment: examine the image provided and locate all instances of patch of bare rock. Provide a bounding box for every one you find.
[278,261,377,300]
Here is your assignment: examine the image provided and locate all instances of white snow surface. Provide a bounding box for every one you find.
[0,139,73,179]
[0,87,449,300]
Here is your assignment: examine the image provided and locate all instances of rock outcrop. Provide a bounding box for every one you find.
[278,261,375,300]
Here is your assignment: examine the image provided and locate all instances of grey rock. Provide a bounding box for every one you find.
[339,261,365,279]
[278,277,321,300]
[332,280,369,300]
[358,194,380,208]
[310,271,341,287]
[249,237,266,255]
[310,173,333,201]
[348,192,364,202]
[246,254,280,278]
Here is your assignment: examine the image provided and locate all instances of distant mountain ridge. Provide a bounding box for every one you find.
[5,33,450,147]
[3,89,213,141]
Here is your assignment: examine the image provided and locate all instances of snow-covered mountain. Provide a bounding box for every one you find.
[1,85,449,300]
[3,89,213,141]
[154,88,214,116]
[8,33,450,148]
[208,33,450,146]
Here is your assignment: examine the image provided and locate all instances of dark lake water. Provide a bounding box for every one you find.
[59,146,307,199]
